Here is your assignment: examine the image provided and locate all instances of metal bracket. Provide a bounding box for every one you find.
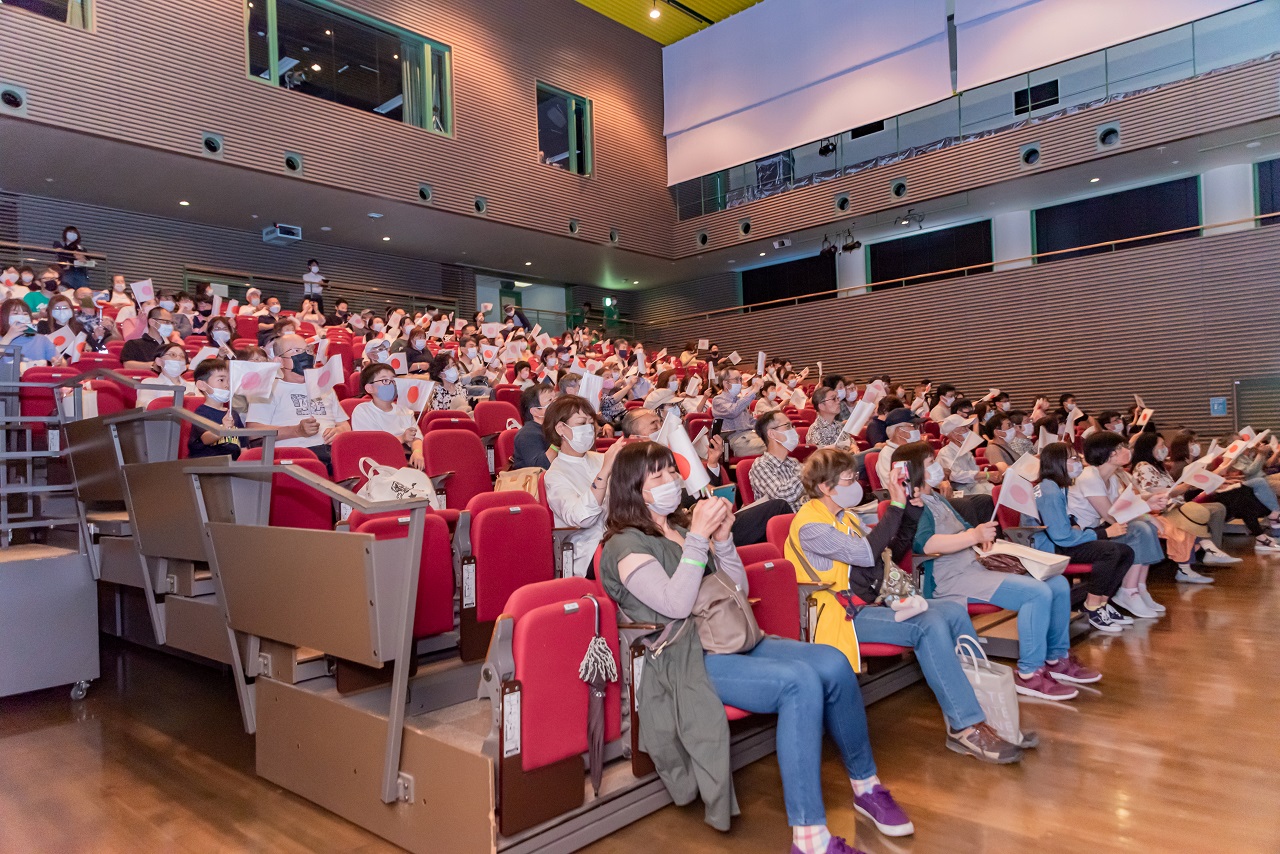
[257,651,273,679]
[166,575,178,594]
[396,772,415,803]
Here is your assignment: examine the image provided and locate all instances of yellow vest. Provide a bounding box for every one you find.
[785,498,864,672]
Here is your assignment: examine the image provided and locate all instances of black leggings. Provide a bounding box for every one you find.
[1211,488,1271,536]
[1055,539,1134,599]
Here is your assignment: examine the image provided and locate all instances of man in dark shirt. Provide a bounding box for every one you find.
[120,306,174,369]
[325,298,350,328]
[511,383,557,469]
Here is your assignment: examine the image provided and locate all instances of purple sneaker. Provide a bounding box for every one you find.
[789,836,866,854]
[853,785,915,837]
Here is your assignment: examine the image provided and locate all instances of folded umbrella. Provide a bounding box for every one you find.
[578,594,618,796]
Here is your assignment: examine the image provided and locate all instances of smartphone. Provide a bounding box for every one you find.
[710,418,724,439]
[893,461,912,497]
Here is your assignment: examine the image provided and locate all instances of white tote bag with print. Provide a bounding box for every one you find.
[955,635,1023,745]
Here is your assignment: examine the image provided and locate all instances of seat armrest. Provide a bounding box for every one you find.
[430,471,454,491]
[1002,526,1043,548]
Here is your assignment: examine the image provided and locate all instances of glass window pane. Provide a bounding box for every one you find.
[537,85,591,175]
[1105,26,1194,94]
[246,0,271,79]
[1192,0,1280,74]
[5,0,89,29]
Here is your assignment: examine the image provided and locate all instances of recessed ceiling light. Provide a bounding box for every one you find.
[179,200,190,206]
[45,177,54,183]
[324,29,332,35]
[524,261,532,266]
[1172,160,1180,164]
[1089,177,1099,183]
[310,64,321,72]
[727,259,736,264]
[1247,141,1262,148]
[759,252,766,256]
[251,214,259,219]
[368,212,384,219]
[632,280,639,285]
[320,226,332,231]
[382,236,391,241]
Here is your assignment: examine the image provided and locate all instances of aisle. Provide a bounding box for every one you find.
[1,547,1277,853]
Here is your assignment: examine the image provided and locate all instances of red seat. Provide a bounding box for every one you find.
[865,451,883,491]
[145,394,205,458]
[495,427,518,472]
[423,429,492,510]
[922,421,941,439]
[766,513,794,557]
[104,339,126,359]
[330,430,407,490]
[493,385,522,411]
[744,558,802,640]
[340,397,365,420]
[594,437,618,452]
[80,380,129,418]
[185,334,208,347]
[235,315,259,341]
[239,447,332,530]
[74,353,121,373]
[355,514,454,639]
[684,413,713,440]
[19,367,81,427]
[735,456,758,505]
[344,369,363,400]
[992,486,1091,579]
[789,443,817,464]
[420,410,481,435]
[737,542,781,566]
[624,399,644,410]
[462,499,556,661]
[474,400,520,435]
[232,337,258,351]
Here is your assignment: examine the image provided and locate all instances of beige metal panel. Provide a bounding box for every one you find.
[672,58,1280,256]
[651,226,1280,434]
[122,457,232,562]
[163,594,236,665]
[0,0,675,256]
[207,523,389,667]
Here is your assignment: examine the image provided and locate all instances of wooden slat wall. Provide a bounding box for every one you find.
[649,226,1280,434]
[569,283,638,320]
[673,56,1280,257]
[441,265,477,319]
[637,271,740,320]
[9,191,444,297]
[0,0,674,255]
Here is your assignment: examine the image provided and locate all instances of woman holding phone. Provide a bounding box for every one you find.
[896,441,1098,701]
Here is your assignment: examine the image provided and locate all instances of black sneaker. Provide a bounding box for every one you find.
[1086,604,1122,633]
[1103,603,1133,625]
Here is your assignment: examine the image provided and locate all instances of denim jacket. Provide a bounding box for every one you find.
[1029,479,1097,552]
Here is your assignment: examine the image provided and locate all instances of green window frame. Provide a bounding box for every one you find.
[244,0,452,136]
[536,82,593,176]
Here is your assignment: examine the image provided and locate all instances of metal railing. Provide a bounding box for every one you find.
[0,239,112,293]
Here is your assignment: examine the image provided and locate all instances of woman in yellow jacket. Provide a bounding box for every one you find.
[785,447,1026,764]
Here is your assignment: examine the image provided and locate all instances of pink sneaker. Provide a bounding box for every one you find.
[1045,654,1101,685]
[1015,666,1078,700]
[790,835,866,854]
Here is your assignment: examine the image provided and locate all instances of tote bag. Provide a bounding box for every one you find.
[975,540,1068,581]
[955,635,1023,745]
[356,457,444,511]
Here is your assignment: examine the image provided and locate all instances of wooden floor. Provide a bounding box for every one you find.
[4,546,1280,853]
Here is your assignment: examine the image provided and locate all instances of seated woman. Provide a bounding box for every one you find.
[426,351,471,411]
[900,441,1100,700]
[296,298,326,327]
[787,449,1026,764]
[0,298,56,365]
[137,342,195,408]
[542,395,623,578]
[1031,442,1136,633]
[351,362,424,469]
[1071,432,1170,617]
[205,316,238,360]
[600,441,912,853]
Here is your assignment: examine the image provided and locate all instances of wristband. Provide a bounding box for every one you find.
[680,558,707,569]
[890,501,906,509]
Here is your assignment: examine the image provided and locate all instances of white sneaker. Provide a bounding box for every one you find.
[1255,536,1280,554]
[1103,603,1134,625]
[1200,544,1242,565]
[1175,566,1215,584]
[1137,586,1166,615]
[1113,588,1158,619]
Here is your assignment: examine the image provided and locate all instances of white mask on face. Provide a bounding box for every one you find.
[159,299,175,311]
[645,480,684,516]
[546,357,557,367]
[51,308,73,324]
[207,387,232,404]
[1000,402,1011,412]
[66,232,78,242]
[411,339,426,351]
[836,388,846,401]
[21,274,34,284]
[309,265,319,273]
[562,423,596,454]
[268,304,281,314]
[249,296,260,306]
[943,396,956,406]
[924,462,946,487]
[1002,428,1017,442]
[10,314,31,328]
[372,322,384,332]
[788,379,798,388]
[113,282,127,293]
[728,383,742,396]
[212,329,231,345]
[775,427,800,451]
[1155,447,1169,461]
[162,359,185,377]
[442,367,459,383]
[1067,459,1084,479]
[1110,424,1123,435]
[1021,423,1034,437]
[466,347,477,358]
[156,323,174,339]
[832,481,864,508]
[899,428,920,444]
[1189,443,1202,457]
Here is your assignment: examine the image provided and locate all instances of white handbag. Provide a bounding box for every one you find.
[355,457,443,510]
[955,635,1024,746]
[976,539,1069,581]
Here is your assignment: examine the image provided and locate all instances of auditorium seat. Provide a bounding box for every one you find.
[339,397,365,420]
[423,429,491,512]
[330,430,407,491]
[735,457,758,505]
[355,513,454,639]
[473,400,520,436]
[420,410,481,435]
[493,385,522,412]
[865,451,883,491]
[239,446,332,530]
[494,427,518,472]
[737,542,781,566]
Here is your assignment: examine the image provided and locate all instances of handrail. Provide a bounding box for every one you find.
[185,460,432,514]
[0,366,174,393]
[105,405,278,444]
[647,210,1280,325]
[0,238,109,263]
[183,264,458,309]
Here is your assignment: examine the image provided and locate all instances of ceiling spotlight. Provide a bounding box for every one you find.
[898,209,925,229]
[178,200,190,206]
[820,235,837,257]
[842,230,861,252]
[310,63,322,72]
[649,1,661,18]
[759,252,766,257]
[320,226,332,231]
[382,236,390,241]
[818,138,837,157]
[368,212,384,218]
[1089,177,1100,183]
[524,261,532,266]
[633,280,640,285]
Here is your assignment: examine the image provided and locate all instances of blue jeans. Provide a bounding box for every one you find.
[1114,516,1164,565]
[853,600,985,731]
[1246,476,1280,513]
[971,574,1071,674]
[703,637,876,827]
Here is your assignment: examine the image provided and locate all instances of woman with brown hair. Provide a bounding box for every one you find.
[599,442,912,853]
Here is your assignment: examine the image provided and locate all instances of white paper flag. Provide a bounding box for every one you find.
[304,358,345,399]
[129,279,155,303]
[1108,484,1151,524]
[995,471,1040,521]
[1007,452,1040,482]
[46,325,77,358]
[481,302,493,312]
[1134,408,1155,428]
[230,360,280,401]
[697,339,709,350]
[427,319,448,339]
[1176,462,1226,494]
[313,338,330,367]
[958,430,984,457]
[387,352,409,376]
[481,322,503,338]
[655,408,710,493]
[789,388,808,409]
[394,378,435,413]
[577,372,604,412]
[757,352,766,376]
[190,346,219,366]
[728,351,741,365]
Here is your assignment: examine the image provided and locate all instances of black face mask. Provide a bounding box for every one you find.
[290,353,314,373]
[198,308,211,317]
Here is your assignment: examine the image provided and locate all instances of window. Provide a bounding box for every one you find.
[245,0,451,134]
[536,84,592,175]
[868,220,993,290]
[3,0,90,28]
[741,253,837,308]
[1013,79,1060,115]
[1258,158,1280,225]
[1034,177,1200,263]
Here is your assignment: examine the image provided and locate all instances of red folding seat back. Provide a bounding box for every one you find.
[735,457,757,506]
[239,446,320,463]
[789,444,817,463]
[185,335,208,347]
[423,429,491,509]
[765,513,793,557]
[468,490,538,516]
[340,397,365,420]
[146,394,205,458]
[235,315,259,340]
[495,427,518,473]
[74,353,120,373]
[494,385,522,411]
[736,542,781,566]
[83,380,129,417]
[505,576,598,619]
[472,503,555,624]
[19,367,80,420]
[922,421,941,439]
[240,447,331,529]
[345,370,364,400]
[474,400,520,435]
[865,451,883,491]
[104,339,125,358]
[744,559,801,640]
[420,410,481,435]
[232,338,258,351]
[356,514,454,639]
[330,430,407,488]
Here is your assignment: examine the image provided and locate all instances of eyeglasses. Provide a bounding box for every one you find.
[370,377,394,386]
[773,422,794,431]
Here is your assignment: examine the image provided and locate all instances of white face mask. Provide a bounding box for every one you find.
[309,265,319,273]
[835,388,846,401]
[645,480,683,516]
[66,232,78,242]
[1067,459,1084,479]
[207,387,232,404]
[924,462,946,487]
[161,359,185,377]
[249,297,260,305]
[787,379,798,388]
[546,357,557,367]
[113,282,126,293]
[775,427,800,451]
[21,274,34,284]
[372,322,384,332]
[10,314,31,328]
[159,299,175,311]
[466,347,477,357]
[1021,423,1034,437]
[1189,443,1202,457]
[728,383,742,396]
[562,423,596,454]
[51,308,73,324]
[156,322,174,339]
[1110,424,1123,435]
[1001,428,1017,442]
[832,481,864,508]
[268,304,281,314]
[411,339,426,351]
[1154,447,1169,461]
[179,303,193,314]
[212,329,231,345]
[442,367,459,383]
[943,396,956,406]
[899,428,920,444]
[1000,402,1011,412]
[375,350,391,364]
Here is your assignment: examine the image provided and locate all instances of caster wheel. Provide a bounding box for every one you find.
[70,681,90,701]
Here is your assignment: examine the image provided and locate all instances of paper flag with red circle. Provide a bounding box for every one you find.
[1176,463,1226,494]
[1108,484,1151,524]
[994,470,1040,521]
[303,358,345,399]
[1134,407,1155,428]
[789,388,807,409]
[481,322,503,339]
[427,319,448,339]
[387,352,409,376]
[1008,451,1040,482]
[230,360,280,401]
[655,408,710,493]
[480,344,500,364]
[394,378,435,413]
[312,338,330,367]
[46,325,76,358]
[129,279,155,303]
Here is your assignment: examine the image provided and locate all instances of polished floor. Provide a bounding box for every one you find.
[3,546,1279,854]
